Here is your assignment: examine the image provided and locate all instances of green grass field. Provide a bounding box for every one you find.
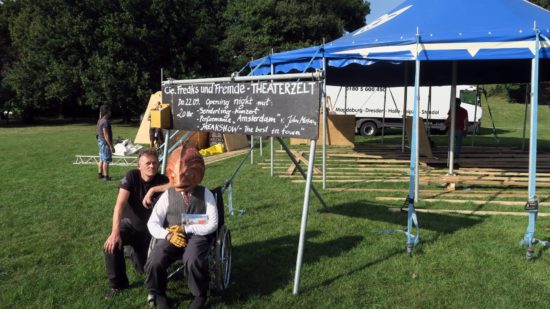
[2,94,550,308]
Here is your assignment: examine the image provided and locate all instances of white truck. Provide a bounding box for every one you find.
[326,85,483,136]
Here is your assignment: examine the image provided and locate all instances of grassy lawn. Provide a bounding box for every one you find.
[2,94,550,308]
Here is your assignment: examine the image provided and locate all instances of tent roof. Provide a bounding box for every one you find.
[248,0,550,86]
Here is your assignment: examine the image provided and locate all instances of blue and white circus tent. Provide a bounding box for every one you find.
[250,0,550,86]
[248,0,550,261]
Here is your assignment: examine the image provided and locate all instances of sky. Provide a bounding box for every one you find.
[367,0,405,23]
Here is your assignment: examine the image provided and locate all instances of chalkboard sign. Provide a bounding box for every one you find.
[162,81,321,139]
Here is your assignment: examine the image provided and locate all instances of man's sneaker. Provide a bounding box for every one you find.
[104,176,112,181]
[97,173,104,179]
[147,294,156,308]
[104,288,124,299]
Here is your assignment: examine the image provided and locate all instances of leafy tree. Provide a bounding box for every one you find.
[3,0,91,121]
[2,0,369,121]
[530,0,550,9]
[81,0,225,121]
[220,0,369,72]
[0,1,16,117]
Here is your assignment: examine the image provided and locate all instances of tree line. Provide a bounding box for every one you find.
[0,0,369,122]
[2,0,549,123]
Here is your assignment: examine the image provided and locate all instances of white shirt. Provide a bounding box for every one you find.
[147,188,218,240]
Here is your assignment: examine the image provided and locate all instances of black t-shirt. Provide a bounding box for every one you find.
[119,169,169,231]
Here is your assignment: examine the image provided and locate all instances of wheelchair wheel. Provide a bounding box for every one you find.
[210,225,231,293]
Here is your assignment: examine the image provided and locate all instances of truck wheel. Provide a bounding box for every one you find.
[360,121,378,136]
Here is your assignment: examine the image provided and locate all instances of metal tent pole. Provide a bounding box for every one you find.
[250,135,254,164]
[271,58,275,176]
[161,129,170,175]
[414,79,420,202]
[448,62,458,175]
[322,44,327,190]
[427,86,432,137]
[293,140,317,295]
[277,137,327,209]
[381,88,387,144]
[521,84,530,151]
[402,63,409,153]
[270,137,274,176]
[522,26,544,259]
[405,28,421,255]
[471,86,480,146]
[345,87,348,115]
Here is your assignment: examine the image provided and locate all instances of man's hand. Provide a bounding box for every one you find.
[166,225,186,248]
[103,232,121,254]
[142,189,155,208]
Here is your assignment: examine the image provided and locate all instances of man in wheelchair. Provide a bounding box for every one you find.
[146,146,218,309]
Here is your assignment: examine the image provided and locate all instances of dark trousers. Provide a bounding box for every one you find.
[104,218,151,289]
[145,235,211,298]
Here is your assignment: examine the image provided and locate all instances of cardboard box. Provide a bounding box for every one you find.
[150,104,171,128]
[291,114,355,146]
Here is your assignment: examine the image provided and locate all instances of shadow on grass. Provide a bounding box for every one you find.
[324,200,483,234]
[214,231,363,305]
[294,201,485,293]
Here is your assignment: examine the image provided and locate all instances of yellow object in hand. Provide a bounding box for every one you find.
[166,225,186,248]
[166,224,183,234]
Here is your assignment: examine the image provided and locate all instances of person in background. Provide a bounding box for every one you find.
[146,146,218,309]
[97,105,114,181]
[150,127,165,149]
[103,149,172,299]
[445,98,469,164]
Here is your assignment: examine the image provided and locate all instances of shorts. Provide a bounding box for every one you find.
[98,140,112,162]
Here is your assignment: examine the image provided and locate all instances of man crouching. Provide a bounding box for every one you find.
[146,146,218,309]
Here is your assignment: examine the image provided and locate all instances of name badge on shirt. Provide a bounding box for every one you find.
[182,214,209,225]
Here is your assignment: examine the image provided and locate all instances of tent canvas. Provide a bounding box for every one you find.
[249,0,550,86]
[246,0,550,291]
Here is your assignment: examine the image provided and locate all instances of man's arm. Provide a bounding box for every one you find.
[103,188,130,254]
[142,182,174,208]
[147,191,171,240]
[102,127,114,152]
[184,189,218,236]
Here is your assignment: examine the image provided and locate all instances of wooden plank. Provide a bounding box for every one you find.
[390,208,550,217]
[325,187,550,197]
[377,196,549,206]
[285,150,321,175]
[424,175,550,183]
[293,151,322,174]
[291,178,409,183]
[285,151,303,175]
[204,148,249,165]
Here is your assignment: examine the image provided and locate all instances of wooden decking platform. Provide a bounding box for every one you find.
[258,144,550,215]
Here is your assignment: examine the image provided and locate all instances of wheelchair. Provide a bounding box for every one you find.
[147,185,232,297]
[205,186,232,293]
